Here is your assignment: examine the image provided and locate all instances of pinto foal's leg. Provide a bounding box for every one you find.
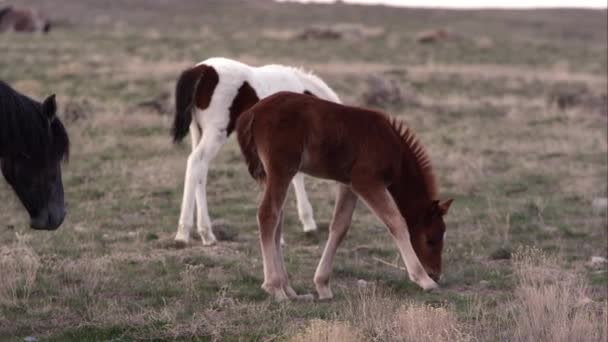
[352,183,438,291]
[176,126,225,246]
[314,184,358,299]
[194,127,226,245]
[175,123,202,243]
[292,173,317,233]
[257,175,292,301]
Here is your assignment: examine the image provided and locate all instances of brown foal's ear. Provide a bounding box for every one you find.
[438,199,454,216]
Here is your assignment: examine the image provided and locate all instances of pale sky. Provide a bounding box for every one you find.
[279,0,607,8]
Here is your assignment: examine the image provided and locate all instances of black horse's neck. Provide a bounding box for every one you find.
[0,81,53,162]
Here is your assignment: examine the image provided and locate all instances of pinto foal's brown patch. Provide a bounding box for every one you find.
[227,82,259,136]
[193,65,219,110]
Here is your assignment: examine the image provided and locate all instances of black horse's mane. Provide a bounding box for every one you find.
[0,80,69,164]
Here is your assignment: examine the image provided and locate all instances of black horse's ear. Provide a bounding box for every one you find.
[42,94,57,120]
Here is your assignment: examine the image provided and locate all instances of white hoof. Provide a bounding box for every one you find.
[201,233,217,246]
[316,287,333,300]
[302,222,318,233]
[418,276,439,291]
[175,224,191,243]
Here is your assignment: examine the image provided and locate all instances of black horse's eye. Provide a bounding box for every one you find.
[427,240,437,247]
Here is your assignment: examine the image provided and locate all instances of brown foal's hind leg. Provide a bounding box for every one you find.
[352,183,438,291]
[274,212,314,301]
[314,184,358,299]
[257,175,292,301]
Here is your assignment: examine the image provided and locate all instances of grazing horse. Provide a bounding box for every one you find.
[0,81,69,230]
[0,6,51,33]
[236,92,453,300]
[172,57,341,246]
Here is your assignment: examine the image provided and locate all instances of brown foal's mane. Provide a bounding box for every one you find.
[389,117,438,200]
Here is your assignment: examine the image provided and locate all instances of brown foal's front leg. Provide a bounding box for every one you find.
[314,184,358,299]
[352,182,438,291]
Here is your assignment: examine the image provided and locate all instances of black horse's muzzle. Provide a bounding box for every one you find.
[30,208,65,230]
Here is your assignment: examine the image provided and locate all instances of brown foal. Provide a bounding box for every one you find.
[236,92,453,300]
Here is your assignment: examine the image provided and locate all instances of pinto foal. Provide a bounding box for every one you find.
[236,92,453,300]
[172,58,340,246]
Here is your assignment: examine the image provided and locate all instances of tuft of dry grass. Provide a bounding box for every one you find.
[57,256,114,297]
[510,247,608,342]
[343,286,402,339]
[0,236,40,307]
[291,286,473,342]
[291,319,364,342]
[393,304,473,342]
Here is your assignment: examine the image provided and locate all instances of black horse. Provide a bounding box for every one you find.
[0,80,69,230]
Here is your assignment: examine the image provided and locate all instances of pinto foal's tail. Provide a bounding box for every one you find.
[172,67,199,143]
[236,109,266,182]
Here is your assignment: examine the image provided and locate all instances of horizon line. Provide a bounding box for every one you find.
[276,0,608,9]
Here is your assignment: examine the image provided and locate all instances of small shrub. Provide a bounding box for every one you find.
[510,247,608,342]
[392,304,473,342]
[58,256,114,298]
[0,240,40,307]
[339,286,472,341]
[291,319,364,342]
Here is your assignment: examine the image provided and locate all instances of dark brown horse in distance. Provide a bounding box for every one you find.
[0,6,50,33]
[236,91,452,301]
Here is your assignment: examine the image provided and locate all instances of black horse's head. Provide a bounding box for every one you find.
[1,94,69,230]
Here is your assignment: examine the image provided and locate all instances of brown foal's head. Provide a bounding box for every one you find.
[411,199,453,282]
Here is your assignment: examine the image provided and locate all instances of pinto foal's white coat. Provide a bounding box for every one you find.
[175,57,341,245]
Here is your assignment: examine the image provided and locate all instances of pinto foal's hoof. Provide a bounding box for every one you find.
[201,238,217,247]
[199,231,218,246]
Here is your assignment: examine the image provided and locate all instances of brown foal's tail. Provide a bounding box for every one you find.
[236,109,266,182]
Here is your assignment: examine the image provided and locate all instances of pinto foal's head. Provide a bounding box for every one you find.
[409,199,453,281]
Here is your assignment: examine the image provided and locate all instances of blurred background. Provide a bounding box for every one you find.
[0,1,606,340]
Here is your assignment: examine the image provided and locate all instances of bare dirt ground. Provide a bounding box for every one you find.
[1,0,606,340]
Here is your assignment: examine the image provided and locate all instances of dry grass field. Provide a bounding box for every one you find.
[0,0,607,340]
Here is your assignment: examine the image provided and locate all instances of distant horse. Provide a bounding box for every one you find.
[236,92,452,300]
[0,6,51,33]
[172,57,341,246]
[0,81,69,230]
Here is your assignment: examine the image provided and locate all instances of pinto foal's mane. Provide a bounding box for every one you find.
[388,117,438,200]
[0,81,69,163]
